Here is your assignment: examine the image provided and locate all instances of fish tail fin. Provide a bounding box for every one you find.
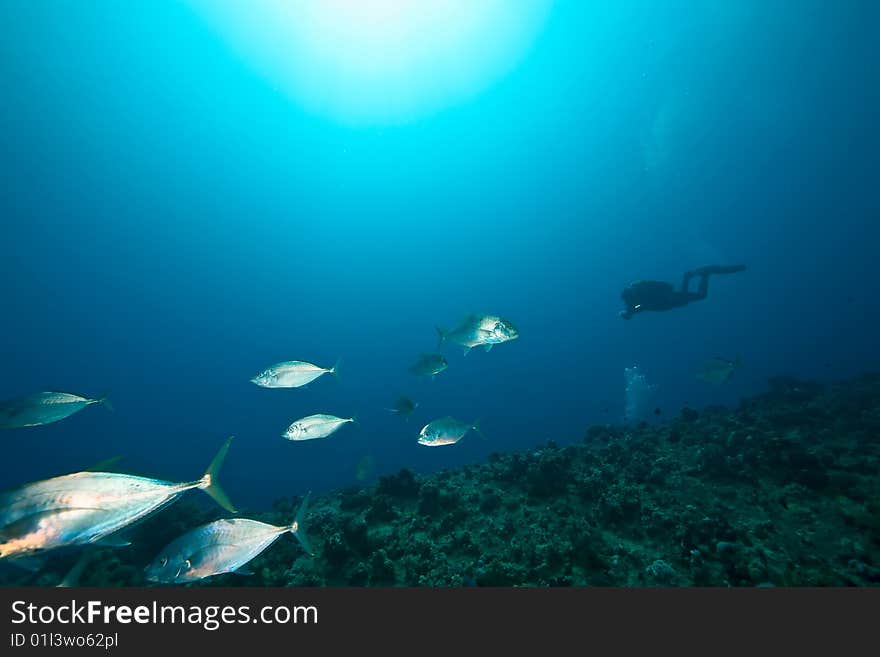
[473,419,487,440]
[57,550,92,588]
[199,436,236,513]
[435,326,446,350]
[289,491,314,555]
[96,394,114,412]
[330,358,342,381]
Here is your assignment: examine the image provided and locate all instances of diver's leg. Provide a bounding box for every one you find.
[684,264,745,299]
[681,271,694,293]
[694,272,710,300]
[676,275,709,303]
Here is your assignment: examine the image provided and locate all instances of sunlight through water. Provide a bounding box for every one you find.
[188,0,554,125]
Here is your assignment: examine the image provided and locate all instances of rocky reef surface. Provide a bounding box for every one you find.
[4,373,880,587]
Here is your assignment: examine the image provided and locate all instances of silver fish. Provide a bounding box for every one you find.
[408,353,448,379]
[0,438,235,561]
[698,356,740,385]
[251,359,339,388]
[283,414,354,441]
[436,314,519,355]
[145,494,312,584]
[418,416,484,447]
[0,392,113,429]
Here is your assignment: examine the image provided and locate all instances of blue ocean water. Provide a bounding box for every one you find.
[1,1,877,511]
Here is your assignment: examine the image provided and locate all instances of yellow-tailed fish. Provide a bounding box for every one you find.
[0,438,235,561]
[251,359,339,388]
[0,391,113,429]
[145,493,312,584]
[418,416,484,447]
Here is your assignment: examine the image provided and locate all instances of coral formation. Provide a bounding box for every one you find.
[3,373,879,587]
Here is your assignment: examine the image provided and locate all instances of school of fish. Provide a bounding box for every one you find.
[0,310,743,584]
[0,313,523,584]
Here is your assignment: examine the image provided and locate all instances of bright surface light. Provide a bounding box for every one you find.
[189,0,553,124]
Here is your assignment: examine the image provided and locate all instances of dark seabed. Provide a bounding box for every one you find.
[0,1,877,586]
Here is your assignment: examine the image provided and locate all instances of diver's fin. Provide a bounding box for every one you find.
[331,358,342,381]
[200,436,236,513]
[472,419,486,440]
[484,344,493,352]
[289,491,314,555]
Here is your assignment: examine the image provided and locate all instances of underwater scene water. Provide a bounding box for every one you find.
[1,1,877,586]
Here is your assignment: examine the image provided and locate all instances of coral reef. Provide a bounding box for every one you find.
[3,373,879,587]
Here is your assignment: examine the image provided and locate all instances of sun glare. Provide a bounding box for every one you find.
[189,0,553,124]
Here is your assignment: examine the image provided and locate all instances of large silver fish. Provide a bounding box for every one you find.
[0,391,113,429]
[145,494,312,584]
[436,314,519,355]
[418,416,484,447]
[0,438,235,561]
[250,359,339,388]
[283,414,354,441]
[408,353,448,379]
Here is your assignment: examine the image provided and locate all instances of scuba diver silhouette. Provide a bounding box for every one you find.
[619,265,746,319]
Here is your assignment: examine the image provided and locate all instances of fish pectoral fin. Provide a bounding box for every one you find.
[483,344,493,352]
[0,507,106,543]
[232,567,255,576]
[462,347,471,356]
